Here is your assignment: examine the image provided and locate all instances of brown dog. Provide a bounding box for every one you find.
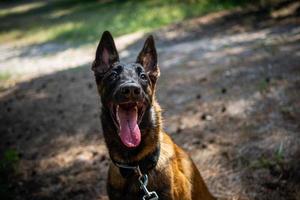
[92,31,216,200]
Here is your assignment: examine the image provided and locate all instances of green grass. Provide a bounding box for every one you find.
[0,149,20,200]
[257,78,270,92]
[250,143,285,170]
[0,71,11,81]
[0,0,251,46]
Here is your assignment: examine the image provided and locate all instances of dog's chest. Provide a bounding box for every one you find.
[107,168,172,200]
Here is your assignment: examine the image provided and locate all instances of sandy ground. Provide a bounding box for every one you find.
[1,2,300,200]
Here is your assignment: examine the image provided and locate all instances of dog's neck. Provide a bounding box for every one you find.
[111,145,160,178]
[101,101,162,165]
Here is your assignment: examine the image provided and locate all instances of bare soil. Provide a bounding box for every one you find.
[1,1,300,200]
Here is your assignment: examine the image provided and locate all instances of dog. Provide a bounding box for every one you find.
[92,31,216,200]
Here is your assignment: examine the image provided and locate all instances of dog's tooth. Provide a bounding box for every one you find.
[116,105,120,123]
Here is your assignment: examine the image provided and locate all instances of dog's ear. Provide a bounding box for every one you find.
[92,31,119,75]
[136,35,160,83]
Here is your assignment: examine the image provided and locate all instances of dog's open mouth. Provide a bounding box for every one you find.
[111,102,145,148]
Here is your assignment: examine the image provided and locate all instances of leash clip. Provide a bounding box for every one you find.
[113,163,159,200]
[137,166,159,200]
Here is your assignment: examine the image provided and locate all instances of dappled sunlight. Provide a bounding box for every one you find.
[161,29,270,64]
[26,90,49,100]
[0,1,45,17]
[2,0,299,86]
[37,141,107,172]
[271,1,300,18]
[226,99,254,117]
[0,31,147,85]
[0,43,92,80]
[24,22,84,45]
[0,0,238,46]
[0,61,109,198]
[1,1,300,199]
[48,8,75,19]
[192,144,248,199]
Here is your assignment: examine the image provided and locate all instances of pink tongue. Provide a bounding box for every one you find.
[117,106,141,148]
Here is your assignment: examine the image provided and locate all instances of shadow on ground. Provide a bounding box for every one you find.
[1,1,300,199]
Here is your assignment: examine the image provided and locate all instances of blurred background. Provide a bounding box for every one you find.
[0,0,299,199]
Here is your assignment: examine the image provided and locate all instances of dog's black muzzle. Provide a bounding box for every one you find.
[115,82,143,103]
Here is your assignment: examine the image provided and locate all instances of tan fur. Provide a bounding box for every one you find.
[94,32,215,200]
[108,104,215,200]
[108,131,215,200]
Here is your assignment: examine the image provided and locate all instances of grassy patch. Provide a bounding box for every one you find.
[0,149,20,199]
[0,0,252,46]
[0,71,11,81]
[0,71,12,91]
[250,143,285,170]
[257,78,270,92]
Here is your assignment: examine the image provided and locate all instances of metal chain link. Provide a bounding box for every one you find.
[136,167,159,200]
[113,163,159,200]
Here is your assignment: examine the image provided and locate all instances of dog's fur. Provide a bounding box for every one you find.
[92,31,215,200]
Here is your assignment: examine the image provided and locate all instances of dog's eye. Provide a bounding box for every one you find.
[140,73,147,80]
[108,72,118,81]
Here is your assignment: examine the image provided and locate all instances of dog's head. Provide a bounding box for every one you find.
[92,31,160,149]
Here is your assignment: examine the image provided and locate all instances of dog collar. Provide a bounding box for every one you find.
[111,146,160,178]
[112,147,160,200]
[111,164,159,200]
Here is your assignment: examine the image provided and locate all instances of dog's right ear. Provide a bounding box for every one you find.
[92,31,119,75]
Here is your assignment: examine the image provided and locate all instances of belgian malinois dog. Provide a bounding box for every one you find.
[92,31,215,200]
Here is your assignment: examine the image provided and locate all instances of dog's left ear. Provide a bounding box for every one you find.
[136,35,160,83]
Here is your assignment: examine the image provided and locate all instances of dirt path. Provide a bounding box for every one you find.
[1,2,300,200]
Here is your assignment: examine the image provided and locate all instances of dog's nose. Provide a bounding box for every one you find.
[120,83,141,99]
